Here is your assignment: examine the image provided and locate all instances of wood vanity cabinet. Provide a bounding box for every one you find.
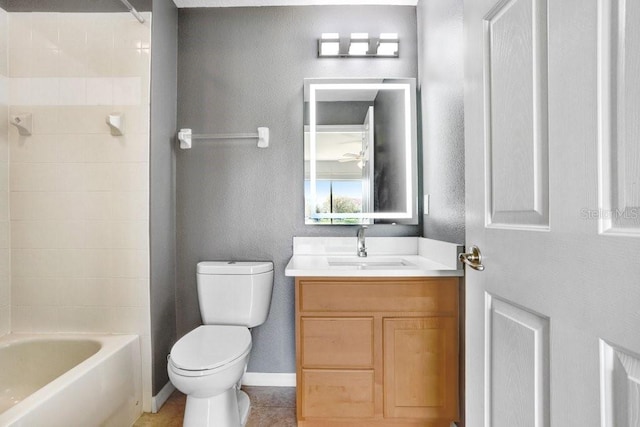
[295,277,460,427]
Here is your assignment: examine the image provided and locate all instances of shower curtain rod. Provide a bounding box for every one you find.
[119,0,145,24]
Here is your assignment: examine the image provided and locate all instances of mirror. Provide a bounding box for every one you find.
[304,78,418,225]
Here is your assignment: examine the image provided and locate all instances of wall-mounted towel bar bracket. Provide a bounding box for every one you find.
[178,127,269,150]
[106,113,125,136]
[10,113,32,136]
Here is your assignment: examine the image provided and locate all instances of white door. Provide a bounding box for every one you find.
[464,0,640,426]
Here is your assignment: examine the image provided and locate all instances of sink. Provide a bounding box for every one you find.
[327,257,415,269]
[285,237,465,277]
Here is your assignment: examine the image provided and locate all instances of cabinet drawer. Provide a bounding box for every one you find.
[301,317,373,368]
[301,369,375,419]
[298,277,458,313]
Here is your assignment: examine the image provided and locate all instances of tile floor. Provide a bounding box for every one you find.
[133,386,297,427]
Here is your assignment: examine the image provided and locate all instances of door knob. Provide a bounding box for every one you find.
[459,245,484,271]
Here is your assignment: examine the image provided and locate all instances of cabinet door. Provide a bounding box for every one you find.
[383,317,458,420]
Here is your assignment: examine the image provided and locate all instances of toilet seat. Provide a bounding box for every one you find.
[169,325,252,376]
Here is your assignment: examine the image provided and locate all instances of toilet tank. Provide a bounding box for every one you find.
[196,261,274,327]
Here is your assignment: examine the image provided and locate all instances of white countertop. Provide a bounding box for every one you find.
[285,237,464,277]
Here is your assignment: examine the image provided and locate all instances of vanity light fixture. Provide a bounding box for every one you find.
[317,33,399,58]
[319,33,340,56]
[348,33,370,55]
[377,33,399,56]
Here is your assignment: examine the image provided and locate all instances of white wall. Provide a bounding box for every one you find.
[5,11,152,410]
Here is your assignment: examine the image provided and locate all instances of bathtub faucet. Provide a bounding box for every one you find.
[357,226,367,257]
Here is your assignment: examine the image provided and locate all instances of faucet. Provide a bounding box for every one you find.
[357,226,368,257]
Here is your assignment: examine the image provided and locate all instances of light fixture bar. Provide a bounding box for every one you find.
[317,33,399,58]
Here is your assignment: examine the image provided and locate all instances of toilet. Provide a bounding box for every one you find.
[168,261,274,427]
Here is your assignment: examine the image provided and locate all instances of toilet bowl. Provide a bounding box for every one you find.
[168,325,253,426]
[167,261,274,427]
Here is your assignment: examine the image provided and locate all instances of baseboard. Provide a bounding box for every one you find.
[242,372,296,387]
[151,381,176,413]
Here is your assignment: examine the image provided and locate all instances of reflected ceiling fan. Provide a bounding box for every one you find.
[338,151,364,162]
[339,151,365,168]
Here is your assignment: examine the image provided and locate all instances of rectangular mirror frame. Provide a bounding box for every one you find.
[304,78,418,224]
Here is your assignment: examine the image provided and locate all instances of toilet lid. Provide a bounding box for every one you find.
[170,325,252,371]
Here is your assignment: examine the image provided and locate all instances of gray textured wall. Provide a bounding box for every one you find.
[374,89,407,214]
[177,5,419,373]
[314,101,372,126]
[417,0,465,244]
[149,0,178,395]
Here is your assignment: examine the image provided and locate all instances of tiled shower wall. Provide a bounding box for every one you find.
[5,11,152,407]
[0,8,9,336]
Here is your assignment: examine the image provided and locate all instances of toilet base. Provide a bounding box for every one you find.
[238,389,250,426]
[183,387,251,427]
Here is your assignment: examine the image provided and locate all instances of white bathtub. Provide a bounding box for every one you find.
[0,334,141,427]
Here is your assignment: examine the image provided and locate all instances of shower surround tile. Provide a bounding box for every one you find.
[6,10,152,411]
[0,7,8,337]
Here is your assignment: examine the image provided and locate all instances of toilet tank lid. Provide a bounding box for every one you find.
[197,261,273,275]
